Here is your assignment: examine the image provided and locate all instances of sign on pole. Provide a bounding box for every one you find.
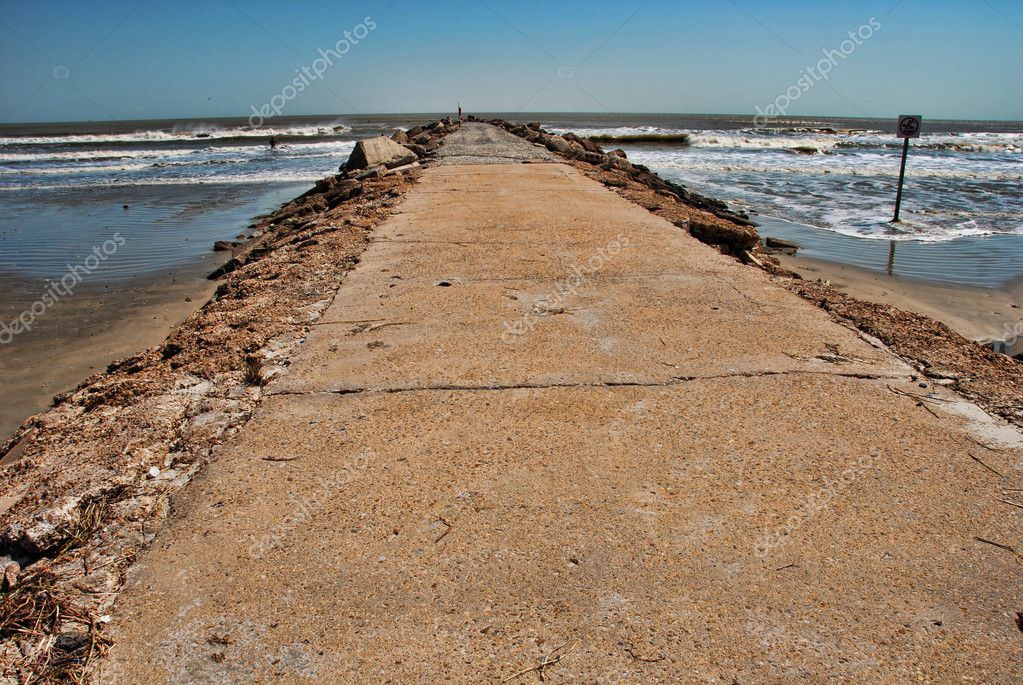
[892,115,922,222]
[897,115,922,139]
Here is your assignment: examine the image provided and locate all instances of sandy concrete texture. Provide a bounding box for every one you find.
[103,124,1023,684]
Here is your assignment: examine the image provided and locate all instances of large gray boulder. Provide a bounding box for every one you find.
[346,136,418,171]
[565,141,587,159]
[603,154,633,172]
[545,135,572,154]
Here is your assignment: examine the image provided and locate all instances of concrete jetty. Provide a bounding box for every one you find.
[102,125,1022,683]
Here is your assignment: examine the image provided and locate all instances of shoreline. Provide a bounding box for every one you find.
[0,182,312,442]
[753,213,1023,289]
[773,252,1023,343]
[0,261,226,442]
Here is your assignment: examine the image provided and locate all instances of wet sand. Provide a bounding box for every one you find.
[775,253,1023,343]
[755,212,1023,346]
[0,258,224,442]
[0,182,314,443]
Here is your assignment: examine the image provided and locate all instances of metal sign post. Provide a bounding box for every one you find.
[892,114,922,223]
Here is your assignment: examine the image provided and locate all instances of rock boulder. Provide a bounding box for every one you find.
[603,155,633,172]
[546,136,572,154]
[346,136,418,172]
[683,219,760,256]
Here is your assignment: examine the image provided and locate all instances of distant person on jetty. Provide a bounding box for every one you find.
[458,103,463,122]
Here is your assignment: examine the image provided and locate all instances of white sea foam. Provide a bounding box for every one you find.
[622,138,1023,243]
[629,154,1023,182]
[0,124,352,147]
[4,119,1019,245]
[549,126,1023,155]
[0,139,355,163]
[1,162,159,176]
[547,125,679,138]
[0,170,325,190]
[0,148,193,163]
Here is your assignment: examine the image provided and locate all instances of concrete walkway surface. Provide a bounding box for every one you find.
[104,125,1023,684]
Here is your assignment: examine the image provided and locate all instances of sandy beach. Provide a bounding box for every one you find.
[0,262,223,442]
[775,253,1023,342]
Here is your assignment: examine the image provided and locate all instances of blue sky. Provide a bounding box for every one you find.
[1,0,1021,122]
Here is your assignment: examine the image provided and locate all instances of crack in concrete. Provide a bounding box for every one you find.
[369,239,598,247]
[267,368,905,399]
[309,271,742,293]
[712,273,770,315]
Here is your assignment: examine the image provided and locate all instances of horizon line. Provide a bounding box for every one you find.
[2,111,1023,127]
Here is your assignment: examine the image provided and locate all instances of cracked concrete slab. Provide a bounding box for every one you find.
[275,161,904,394]
[106,377,1021,684]
[104,124,1023,684]
[277,269,902,394]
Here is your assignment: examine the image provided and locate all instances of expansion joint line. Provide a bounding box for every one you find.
[268,368,905,398]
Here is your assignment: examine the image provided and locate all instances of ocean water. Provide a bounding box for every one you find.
[0,184,309,279]
[541,114,1023,244]
[0,115,429,190]
[1,113,1021,285]
[0,115,423,280]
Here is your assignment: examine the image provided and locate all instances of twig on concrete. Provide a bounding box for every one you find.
[262,455,301,462]
[975,536,1023,565]
[886,385,948,419]
[625,644,666,663]
[501,642,577,683]
[367,321,410,333]
[969,452,1004,478]
[434,517,451,543]
[886,384,951,405]
[999,499,1023,511]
